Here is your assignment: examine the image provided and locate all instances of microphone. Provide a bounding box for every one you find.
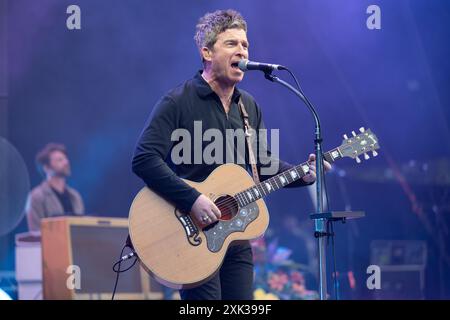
[238,59,286,73]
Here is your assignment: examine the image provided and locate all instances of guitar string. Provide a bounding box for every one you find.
[207,171,300,219]
[210,171,304,213]
[199,141,376,214]
[199,151,339,216]
[209,176,298,218]
[196,146,375,220]
[208,160,311,210]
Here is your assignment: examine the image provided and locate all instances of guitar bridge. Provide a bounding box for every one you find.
[174,209,202,246]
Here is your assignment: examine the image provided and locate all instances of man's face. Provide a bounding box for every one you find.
[45,150,71,178]
[203,28,249,85]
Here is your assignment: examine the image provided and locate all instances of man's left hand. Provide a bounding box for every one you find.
[302,153,332,184]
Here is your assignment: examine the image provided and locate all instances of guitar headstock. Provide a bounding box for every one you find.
[336,127,380,163]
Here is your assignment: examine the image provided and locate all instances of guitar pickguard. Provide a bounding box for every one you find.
[203,202,259,252]
[174,209,202,246]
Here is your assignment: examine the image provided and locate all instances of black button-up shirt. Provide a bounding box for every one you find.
[132,71,310,212]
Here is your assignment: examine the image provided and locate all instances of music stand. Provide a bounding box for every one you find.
[310,211,365,299]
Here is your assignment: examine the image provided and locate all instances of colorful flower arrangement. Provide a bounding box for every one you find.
[251,237,319,300]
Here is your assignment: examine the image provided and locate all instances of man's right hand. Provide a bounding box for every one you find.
[190,194,221,226]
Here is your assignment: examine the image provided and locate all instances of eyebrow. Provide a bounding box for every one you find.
[224,39,250,47]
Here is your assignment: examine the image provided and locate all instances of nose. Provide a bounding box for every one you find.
[236,44,248,59]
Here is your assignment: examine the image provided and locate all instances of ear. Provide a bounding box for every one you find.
[201,46,213,63]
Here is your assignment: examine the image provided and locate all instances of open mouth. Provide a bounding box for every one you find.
[231,62,240,70]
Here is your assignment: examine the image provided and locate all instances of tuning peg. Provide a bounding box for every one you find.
[359,127,365,133]
[364,153,370,160]
[355,156,361,163]
[372,150,378,157]
[343,134,348,140]
[352,131,357,137]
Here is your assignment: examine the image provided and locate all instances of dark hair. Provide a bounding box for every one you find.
[35,143,67,175]
[194,9,247,61]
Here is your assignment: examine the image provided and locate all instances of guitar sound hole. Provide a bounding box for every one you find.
[215,195,238,221]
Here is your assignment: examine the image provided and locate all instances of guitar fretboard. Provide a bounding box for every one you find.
[234,149,339,207]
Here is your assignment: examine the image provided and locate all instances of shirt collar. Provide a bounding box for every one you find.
[194,71,242,103]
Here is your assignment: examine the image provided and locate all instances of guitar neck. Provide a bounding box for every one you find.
[234,148,341,207]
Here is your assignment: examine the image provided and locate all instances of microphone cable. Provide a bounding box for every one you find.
[111,241,138,300]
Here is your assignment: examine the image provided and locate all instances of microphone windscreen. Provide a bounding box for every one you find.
[238,59,249,71]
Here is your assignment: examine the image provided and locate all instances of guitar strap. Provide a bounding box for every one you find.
[238,98,260,184]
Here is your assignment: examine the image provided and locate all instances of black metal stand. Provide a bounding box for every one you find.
[264,70,365,299]
[310,211,365,299]
[264,71,330,299]
[310,211,366,221]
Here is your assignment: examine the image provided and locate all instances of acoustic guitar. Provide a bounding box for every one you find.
[128,128,379,289]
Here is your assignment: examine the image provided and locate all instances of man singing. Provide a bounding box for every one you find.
[132,9,331,300]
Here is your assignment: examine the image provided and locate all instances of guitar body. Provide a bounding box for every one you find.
[128,163,269,289]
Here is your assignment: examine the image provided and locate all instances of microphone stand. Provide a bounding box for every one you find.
[263,71,328,300]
